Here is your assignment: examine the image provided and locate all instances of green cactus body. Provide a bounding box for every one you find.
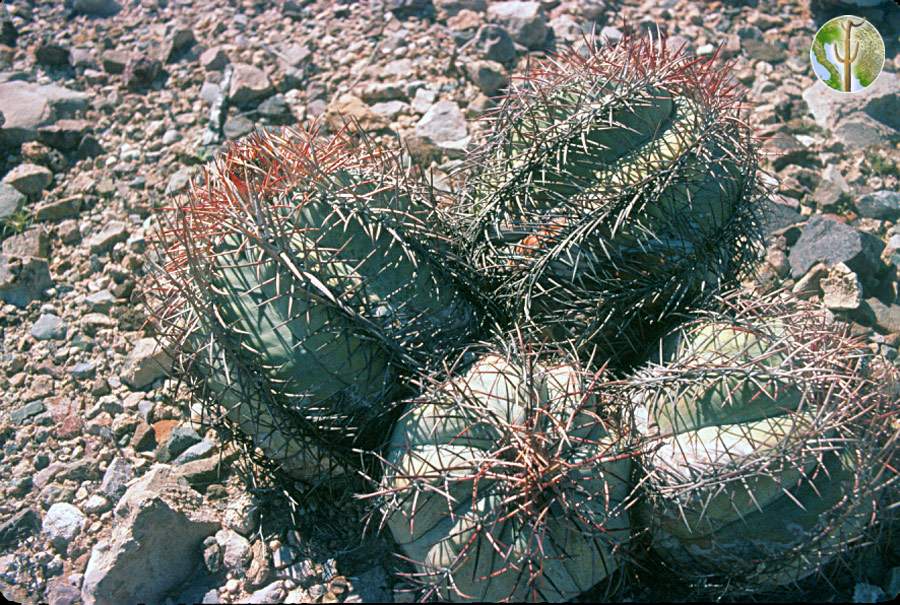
[152,129,481,480]
[294,175,477,362]
[455,38,762,364]
[380,351,631,602]
[628,301,883,590]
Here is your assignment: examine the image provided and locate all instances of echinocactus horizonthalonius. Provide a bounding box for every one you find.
[147,126,483,481]
[624,290,898,594]
[367,338,634,602]
[449,35,765,367]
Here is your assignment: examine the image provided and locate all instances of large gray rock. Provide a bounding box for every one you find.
[87,220,128,254]
[216,528,251,573]
[487,1,548,49]
[99,457,134,499]
[121,338,172,390]
[72,0,122,17]
[473,24,516,64]
[465,60,507,96]
[0,81,89,146]
[31,313,66,340]
[2,163,53,198]
[857,190,900,221]
[42,503,85,552]
[0,254,53,308]
[81,465,219,605]
[802,71,898,148]
[788,215,884,280]
[229,63,273,108]
[0,182,25,221]
[410,100,469,160]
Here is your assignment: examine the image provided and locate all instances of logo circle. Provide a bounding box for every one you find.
[810,16,885,93]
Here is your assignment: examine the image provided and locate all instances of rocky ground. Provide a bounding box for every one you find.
[0,0,898,604]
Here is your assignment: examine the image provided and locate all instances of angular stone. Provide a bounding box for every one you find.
[369,100,408,119]
[81,465,219,605]
[121,338,172,390]
[229,63,273,108]
[487,1,548,50]
[325,94,388,133]
[257,94,294,123]
[857,191,900,221]
[2,227,49,258]
[0,182,26,221]
[124,55,161,91]
[0,254,52,307]
[223,493,259,536]
[802,72,897,149]
[72,0,122,16]
[34,195,83,221]
[3,163,53,197]
[31,313,66,340]
[100,50,128,74]
[217,528,251,572]
[35,40,70,67]
[0,508,38,547]
[173,439,214,465]
[85,289,115,313]
[100,457,134,499]
[223,114,255,140]
[38,119,92,151]
[410,100,469,160]
[788,215,884,279]
[87,221,128,254]
[10,400,45,424]
[247,581,285,604]
[820,263,861,311]
[200,46,229,71]
[42,503,85,552]
[0,81,89,146]
[474,24,516,64]
[866,298,900,334]
[465,60,507,96]
[434,0,487,17]
[156,425,201,463]
[160,23,195,63]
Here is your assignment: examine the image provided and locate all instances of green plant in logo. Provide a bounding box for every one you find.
[810,16,885,93]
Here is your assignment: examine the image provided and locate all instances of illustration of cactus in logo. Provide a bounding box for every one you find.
[810,16,885,93]
[835,18,864,92]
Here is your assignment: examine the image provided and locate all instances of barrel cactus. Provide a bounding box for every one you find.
[370,340,634,602]
[449,35,764,365]
[148,127,482,480]
[624,291,896,592]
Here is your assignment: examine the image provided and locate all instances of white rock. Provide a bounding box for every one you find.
[42,503,86,552]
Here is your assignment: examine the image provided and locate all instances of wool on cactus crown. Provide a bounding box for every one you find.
[146,125,482,482]
[448,35,766,368]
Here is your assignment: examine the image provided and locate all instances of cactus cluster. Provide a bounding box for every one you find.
[147,35,897,603]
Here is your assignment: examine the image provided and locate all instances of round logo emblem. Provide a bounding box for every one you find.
[810,16,885,93]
